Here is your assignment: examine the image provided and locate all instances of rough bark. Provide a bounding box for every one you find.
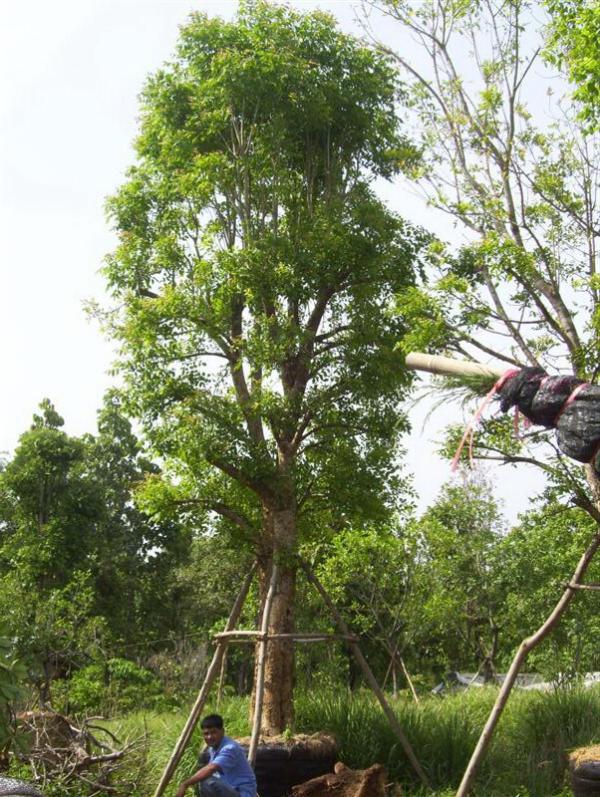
[256,504,297,734]
[291,763,388,797]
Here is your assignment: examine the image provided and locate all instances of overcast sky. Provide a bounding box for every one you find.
[0,0,546,522]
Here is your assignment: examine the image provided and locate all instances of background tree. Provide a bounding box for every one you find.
[315,524,417,696]
[85,394,191,650]
[0,399,189,704]
[406,480,506,682]
[103,2,424,733]
[545,0,600,133]
[496,499,600,678]
[363,0,600,472]
[0,400,105,703]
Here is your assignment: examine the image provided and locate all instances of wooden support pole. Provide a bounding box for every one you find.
[566,582,600,591]
[299,558,430,790]
[398,654,420,705]
[213,631,359,643]
[247,564,278,767]
[216,647,227,709]
[152,562,257,797]
[382,638,419,705]
[405,351,504,379]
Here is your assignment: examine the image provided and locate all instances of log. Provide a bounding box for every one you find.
[405,352,504,379]
[291,762,389,797]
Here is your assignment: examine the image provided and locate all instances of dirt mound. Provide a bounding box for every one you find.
[236,733,338,758]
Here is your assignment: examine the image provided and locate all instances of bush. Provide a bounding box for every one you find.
[63,658,169,715]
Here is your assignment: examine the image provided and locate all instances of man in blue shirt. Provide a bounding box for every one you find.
[176,714,257,797]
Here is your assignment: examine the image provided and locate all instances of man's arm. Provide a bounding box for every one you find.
[176,763,220,797]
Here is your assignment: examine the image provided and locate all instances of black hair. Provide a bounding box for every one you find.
[200,714,224,729]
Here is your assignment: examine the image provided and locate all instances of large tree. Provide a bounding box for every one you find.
[103,2,424,732]
[361,0,600,790]
[361,0,600,505]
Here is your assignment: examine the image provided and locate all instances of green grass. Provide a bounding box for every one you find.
[107,696,253,795]
[295,685,600,796]
[49,685,600,797]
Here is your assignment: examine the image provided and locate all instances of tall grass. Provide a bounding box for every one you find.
[107,695,252,796]
[296,685,600,796]
[295,688,490,790]
[105,685,600,797]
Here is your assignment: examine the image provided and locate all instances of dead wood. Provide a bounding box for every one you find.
[292,762,391,797]
[14,710,140,791]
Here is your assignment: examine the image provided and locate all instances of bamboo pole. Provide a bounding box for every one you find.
[216,647,227,709]
[383,638,419,705]
[398,655,420,705]
[405,352,505,379]
[152,562,257,797]
[299,558,431,790]
[247,564,279,767]
[213,631,358,642]
[566,582,600,591]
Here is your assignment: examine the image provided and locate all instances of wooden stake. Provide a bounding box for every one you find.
[247,564,279,767]
[299,559,430,790]
[213,631,358,642]
[152,562,257,797]
[398,655,420,706]
[216,647,227,709]
[566,582,600,590]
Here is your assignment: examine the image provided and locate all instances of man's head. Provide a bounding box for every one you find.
[200,714,225,749]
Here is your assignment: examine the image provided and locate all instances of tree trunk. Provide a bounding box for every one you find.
[256,504,297,735]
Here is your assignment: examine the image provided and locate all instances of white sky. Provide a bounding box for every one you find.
[0,0,546,523]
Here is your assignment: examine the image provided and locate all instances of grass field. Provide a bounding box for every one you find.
[99,684,600,797]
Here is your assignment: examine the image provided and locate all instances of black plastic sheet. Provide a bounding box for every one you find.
[497,367,600,470]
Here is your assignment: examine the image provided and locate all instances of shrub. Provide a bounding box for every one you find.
[64,658,168,715]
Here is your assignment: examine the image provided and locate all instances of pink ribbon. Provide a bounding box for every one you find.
[451,369,520,471]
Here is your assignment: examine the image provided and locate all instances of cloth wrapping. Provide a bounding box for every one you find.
[497,367,600,469]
